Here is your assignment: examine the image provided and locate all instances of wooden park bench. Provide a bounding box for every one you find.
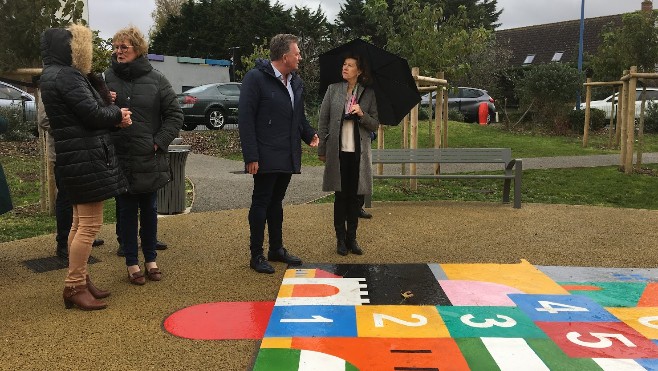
[367,148,523,208]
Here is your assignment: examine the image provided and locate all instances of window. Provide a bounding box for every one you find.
[551,52,564,62]
[217,84,241,96]
[523,54,535,65]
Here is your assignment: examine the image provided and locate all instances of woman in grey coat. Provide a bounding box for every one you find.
[318,53,379,256]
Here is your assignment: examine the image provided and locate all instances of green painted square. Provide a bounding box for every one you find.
[253,348,300,371]
[455,338,500,370]
[437,306,547,338]
[526,338,601,370]
[560,282,645,307]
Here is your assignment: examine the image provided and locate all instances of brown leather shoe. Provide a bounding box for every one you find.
[86,275,110,299]
[63,285,107,310]
[144,264,162,281]
[128,269,146,285]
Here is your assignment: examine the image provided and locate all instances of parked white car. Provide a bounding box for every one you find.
[0,80,36,122]
[580,87,658,119]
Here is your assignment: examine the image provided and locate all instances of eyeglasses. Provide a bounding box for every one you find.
[113,44,134,52]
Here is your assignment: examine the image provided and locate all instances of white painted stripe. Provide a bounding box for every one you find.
[298,349,346,371]
[481,337,549,371]
[593,358,647,371]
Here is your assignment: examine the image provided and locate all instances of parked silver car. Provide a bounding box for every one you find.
[0,81,36,123]
[421,86,496,124]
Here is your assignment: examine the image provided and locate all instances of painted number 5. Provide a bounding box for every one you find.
[373,313,428,328]
[460,314,517,328]
[566,332,637,349]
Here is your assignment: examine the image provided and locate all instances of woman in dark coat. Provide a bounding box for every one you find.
[104,26,183,285]
[40,24,131,310]
[318,53,379,256]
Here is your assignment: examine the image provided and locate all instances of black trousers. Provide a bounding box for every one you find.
[334,151,360,242]
[249,173,292,257]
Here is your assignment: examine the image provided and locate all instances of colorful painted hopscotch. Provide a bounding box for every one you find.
[164,260,658,370]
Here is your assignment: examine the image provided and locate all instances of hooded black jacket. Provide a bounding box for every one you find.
[40,26,128,204]
[104,55,183,194]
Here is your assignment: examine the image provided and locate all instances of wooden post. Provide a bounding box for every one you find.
[609,86,616,148]
[401,114,408,176]
[442,91,449,148]
[624,66,637,174]
[619,72,629,170]
[582,78,592,147]
[637,85,647,166]
[434,72,444,175]
[377,124,384,175]
[410,67,419,190]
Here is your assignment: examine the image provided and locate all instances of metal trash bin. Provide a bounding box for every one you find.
[157,143,191,214]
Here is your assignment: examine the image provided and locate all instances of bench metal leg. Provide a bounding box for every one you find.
[502,179,511,203]
[514,160,522,209]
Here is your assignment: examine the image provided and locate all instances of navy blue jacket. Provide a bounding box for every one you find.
[238,59,316,174]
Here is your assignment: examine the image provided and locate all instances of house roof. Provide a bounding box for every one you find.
[495,15,624,66]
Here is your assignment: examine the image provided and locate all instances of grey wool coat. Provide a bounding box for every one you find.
[318,82,379,194]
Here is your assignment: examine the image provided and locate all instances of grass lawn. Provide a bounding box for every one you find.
[2,120,658,243]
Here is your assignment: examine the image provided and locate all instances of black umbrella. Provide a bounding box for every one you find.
[318,39,421,126]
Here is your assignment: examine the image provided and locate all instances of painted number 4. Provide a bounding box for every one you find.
[535,300,589,314]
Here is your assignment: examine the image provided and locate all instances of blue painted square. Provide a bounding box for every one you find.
[264,305,357,338]
[509,294,619,322]
[637,358,658,371]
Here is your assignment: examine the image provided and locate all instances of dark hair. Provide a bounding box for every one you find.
[343,52,371,85]
[270,34,299,61]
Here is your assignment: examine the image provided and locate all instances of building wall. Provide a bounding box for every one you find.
[148,56,231,93]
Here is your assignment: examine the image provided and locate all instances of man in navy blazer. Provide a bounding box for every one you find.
[239,34,319,274]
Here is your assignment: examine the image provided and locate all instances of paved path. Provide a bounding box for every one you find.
[185,152,658,212]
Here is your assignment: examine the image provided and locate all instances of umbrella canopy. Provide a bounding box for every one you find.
[318,39,421,126]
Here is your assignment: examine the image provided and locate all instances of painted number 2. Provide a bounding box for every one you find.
[373,313,428,328]
[460,314,517,328]
[567,332,637,349]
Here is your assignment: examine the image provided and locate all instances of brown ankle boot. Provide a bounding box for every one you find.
[63,285,107,310]
[86,275,110,299]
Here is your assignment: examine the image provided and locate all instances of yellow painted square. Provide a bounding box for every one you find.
[284,269,313,278]
[355,305,449,338]
[606,307,658,340]
[277,284,293,298]
[440,259,568,295]
[261,337,293,348]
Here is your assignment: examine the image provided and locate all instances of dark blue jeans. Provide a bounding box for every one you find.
[248,173,292,257]
[116,192,158,266]
[54,165,72,251]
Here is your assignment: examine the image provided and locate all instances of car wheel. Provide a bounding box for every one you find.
[206,108,225,130]
[182,122,197,131]
[486,111,492,125]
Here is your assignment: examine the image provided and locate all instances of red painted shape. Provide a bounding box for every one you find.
[292,337,470,370]
[536,321,658,359]
[292,284,340,297]
[314,269,343,278]
[561,285,602,291]
[163,301,274,340]
[638,283,658,307]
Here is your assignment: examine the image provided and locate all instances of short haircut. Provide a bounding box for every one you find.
[269,34,298,61]
[112,26,148,57]
[343,52,371,85]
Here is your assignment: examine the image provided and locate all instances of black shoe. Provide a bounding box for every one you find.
[347,240,363,255]
[336,240,349,256]
[155,240,168,250]
[92,238,104,247]
[116,244,125,257]
[250,255,275,274]
[267,247,302,266]
[358,208,373,219]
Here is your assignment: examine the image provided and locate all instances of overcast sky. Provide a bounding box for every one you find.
[88,0,645,40]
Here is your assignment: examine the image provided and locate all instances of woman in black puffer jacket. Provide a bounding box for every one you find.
[104,26,183,285]
[40,24,132,311]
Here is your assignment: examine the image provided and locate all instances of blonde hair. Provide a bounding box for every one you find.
[112,26,148,57]
[67,23,92,74]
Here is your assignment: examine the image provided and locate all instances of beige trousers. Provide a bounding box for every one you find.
[65,201,103,287]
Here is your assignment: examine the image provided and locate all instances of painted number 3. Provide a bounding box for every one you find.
[460,314,517,328]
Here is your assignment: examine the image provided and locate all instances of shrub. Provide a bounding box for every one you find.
[448,108,464,122]
[644,102,658,133]
[0,106,34,141]
[569,108,608,132]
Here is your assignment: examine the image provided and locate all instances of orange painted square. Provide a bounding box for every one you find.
[355,305,449,338]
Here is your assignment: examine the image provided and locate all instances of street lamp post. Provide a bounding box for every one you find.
[228,46,241,82]
[576,0,585,110]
